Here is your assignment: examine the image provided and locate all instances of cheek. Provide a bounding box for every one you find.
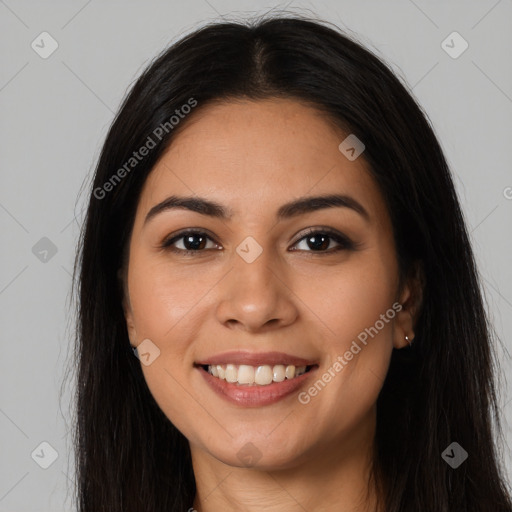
[298,254,396,408]
[127,251,207,437]
[138,362,206,449]
[127,252,216,342]
[296,252,397,345]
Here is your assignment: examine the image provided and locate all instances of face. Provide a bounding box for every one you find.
[122,98,416,470]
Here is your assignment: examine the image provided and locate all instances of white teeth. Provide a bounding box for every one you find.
[206,363,309,386]
[225,364,238,383]
[273,364,286,382]
[238,365,255,384]
[255,365,273,385]
[285,365,296,379]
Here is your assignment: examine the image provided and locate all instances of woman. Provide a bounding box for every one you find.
[71,14,512,512]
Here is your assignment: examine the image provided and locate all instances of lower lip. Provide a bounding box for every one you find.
[196,365,318,407]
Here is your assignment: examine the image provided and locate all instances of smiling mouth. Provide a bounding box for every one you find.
[197,363,317,386]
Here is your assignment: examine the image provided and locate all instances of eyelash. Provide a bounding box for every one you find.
[160,227,358,256]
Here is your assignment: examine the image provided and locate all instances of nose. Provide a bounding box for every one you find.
[215,244,299,333]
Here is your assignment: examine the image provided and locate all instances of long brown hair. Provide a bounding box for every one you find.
[68,14,512,511]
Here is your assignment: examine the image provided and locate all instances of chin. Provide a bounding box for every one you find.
[203,436,309,470]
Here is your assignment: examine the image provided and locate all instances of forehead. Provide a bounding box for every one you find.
[137,98,387,226]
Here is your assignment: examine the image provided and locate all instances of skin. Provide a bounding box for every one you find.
[122,98,422,512]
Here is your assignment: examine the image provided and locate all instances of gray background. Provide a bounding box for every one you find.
[1,1,511,510]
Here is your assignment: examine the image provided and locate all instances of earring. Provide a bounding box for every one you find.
[405,335,414,346]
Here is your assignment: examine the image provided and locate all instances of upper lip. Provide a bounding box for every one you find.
[195,350,318,367]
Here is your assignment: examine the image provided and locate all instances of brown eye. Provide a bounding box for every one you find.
[161,227,357,257]
[291,228,355,253]
[161,230,220,255]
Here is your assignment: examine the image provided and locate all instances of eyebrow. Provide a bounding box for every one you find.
[144,193,370,225]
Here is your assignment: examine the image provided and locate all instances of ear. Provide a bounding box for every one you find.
[393,260,424,349]
[123,298,138,348]
[118,267,137,347]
